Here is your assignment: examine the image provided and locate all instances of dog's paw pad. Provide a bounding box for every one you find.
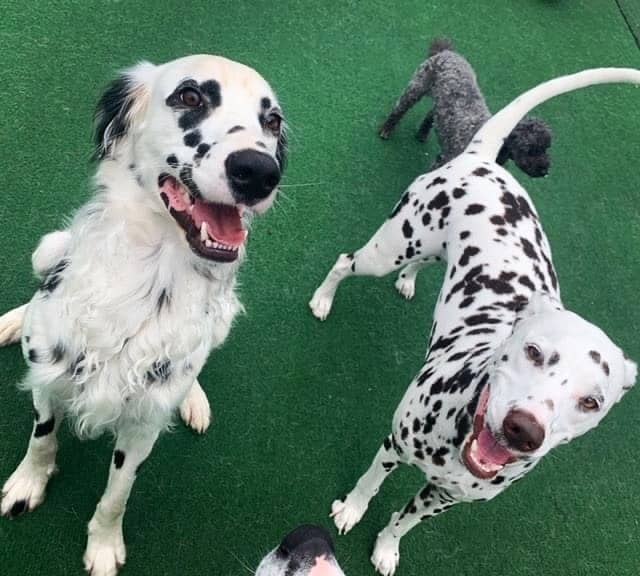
[330,495,367,534]
[371,532,400,576]
[179,382,211,434]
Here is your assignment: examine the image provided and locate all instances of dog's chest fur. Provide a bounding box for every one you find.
[22,166,243,436]
[390,156,555,499]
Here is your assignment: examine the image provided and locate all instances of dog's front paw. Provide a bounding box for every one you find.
[330,492,368,534]
[180,381,211,434]
[394,274,416,300]
[0,305,25,346]
[1,457,56,517]
[84,521,126,576]
[371,529,400,576]
[309,290,334,321]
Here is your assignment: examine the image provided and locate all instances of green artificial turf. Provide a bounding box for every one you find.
[1,1,639,575]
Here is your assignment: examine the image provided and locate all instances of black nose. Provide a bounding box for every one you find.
[278,525,335,560]
[503,409,545,452]
[225,149,280,205]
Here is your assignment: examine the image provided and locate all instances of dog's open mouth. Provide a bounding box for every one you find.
[463,385,516,479]
[159,175,246,262]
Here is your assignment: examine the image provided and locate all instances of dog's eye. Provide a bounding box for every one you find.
[180,88,202,107]
[525,343,544,365]
[578,396,601,412]
[265,114,282,134]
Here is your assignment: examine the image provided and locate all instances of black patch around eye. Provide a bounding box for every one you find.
[167,79,221,132]
[200,80,221,107]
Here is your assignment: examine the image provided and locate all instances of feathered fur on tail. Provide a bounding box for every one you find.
[428,37,454,57]
[465,68,640,162]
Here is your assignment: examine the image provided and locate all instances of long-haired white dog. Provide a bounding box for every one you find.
[0,54,287,575]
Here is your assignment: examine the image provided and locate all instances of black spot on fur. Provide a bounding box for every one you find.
[196,143,211,158]
[34,416,55,438]
[432,447,449,466]
[422,212,432,226]
[465,204,485,215]
[114,450,125,469]
[41,259,69,293]
[51,343,65,363]
[589,350,601,364]
[427,191,449,211]
[261,97,272,109]
[459,246,480,267]
[452,187,466,199]
[518,275,535,291]
[166,154,179,168]
[28,349,39,363]
[146,360,172,384]
[602,361,610,376]
[402,220,414,238]
[227,125,245,134]
[157,289,171,314]
[9,500,27,517]
[472,167,491,177]
[548,352,560,366]
[184,130,202,147]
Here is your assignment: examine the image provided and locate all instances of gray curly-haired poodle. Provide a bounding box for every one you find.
[379,38,553,177]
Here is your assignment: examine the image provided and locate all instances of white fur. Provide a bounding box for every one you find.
[0,54,284,575]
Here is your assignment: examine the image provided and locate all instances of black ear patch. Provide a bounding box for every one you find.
[94,74,137,160]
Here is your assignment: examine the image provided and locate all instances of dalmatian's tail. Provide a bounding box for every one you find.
[466,67,640,162]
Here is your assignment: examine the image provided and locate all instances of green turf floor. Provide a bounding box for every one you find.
[1,1,639,574]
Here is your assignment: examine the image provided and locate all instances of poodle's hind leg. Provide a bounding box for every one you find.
[379,61,433,139]
[415,107,434,143]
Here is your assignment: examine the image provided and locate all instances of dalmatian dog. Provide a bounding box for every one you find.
[257,525,346,576]
[309,68,639,575]
[0,54,286,575]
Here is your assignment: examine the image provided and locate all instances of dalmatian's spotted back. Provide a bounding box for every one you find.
[310,68,640,576]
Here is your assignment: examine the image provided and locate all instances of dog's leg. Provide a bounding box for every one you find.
[310,183,446,320]
[331,436,400,534]
[394,256,439,300]
[84,426,159,576]
[379,62,432,139]
[371,484,459,576]
[1,389,63,516]
[0,304,27,346]
[179,379,211,433]
[415,108,434,143]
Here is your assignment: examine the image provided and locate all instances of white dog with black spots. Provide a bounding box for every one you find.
[310,68,640,575]
[0,54,286,576]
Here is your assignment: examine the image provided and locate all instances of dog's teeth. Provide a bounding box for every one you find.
[204,238,213,247]
[200,222,208,242]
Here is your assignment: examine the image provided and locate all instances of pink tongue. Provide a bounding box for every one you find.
[477,428,513,466]
[191,200,246,247]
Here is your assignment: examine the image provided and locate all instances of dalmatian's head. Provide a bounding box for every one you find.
[256,525,345,576]
[463,293,636,479]
[94,54,286,263]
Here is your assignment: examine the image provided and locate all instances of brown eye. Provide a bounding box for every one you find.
[265,114,281,133]
[579,396,601,412]
[525,343,544,365]
[180,88,202,107]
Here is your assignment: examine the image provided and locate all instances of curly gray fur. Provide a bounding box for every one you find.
[379,38,553,177]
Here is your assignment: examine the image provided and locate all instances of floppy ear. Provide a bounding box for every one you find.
[94,61,156,160]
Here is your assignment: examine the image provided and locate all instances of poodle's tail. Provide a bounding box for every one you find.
[428,37,454,57]
[465,68,640,162]
[0,304,27,347]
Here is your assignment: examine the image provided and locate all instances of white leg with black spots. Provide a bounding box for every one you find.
[1,392,62,517]
[371,484,458,576]
[179,379,211,434]
[84,426,158,576]
[332,437,399,534]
